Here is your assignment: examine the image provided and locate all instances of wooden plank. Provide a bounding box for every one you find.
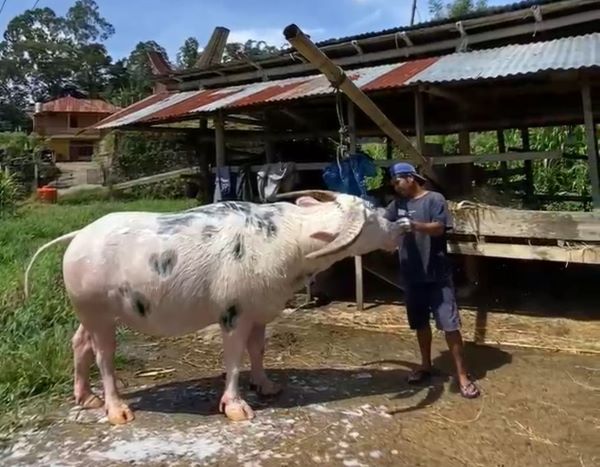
[283,23,440,185]
[113,167,198,191]
[581,81,600,211]
[432,150,562,165]
[449,202,600,242]
[209,153,562,173]
[448,241,600,264]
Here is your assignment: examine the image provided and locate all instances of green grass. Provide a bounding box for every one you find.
[0,198,196,435]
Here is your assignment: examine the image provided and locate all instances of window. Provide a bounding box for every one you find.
[69,115,79,128]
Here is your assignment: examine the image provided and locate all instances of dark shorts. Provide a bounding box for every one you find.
[404,280,461,332]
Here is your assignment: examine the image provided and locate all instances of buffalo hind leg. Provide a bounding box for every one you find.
[247,323,282,396]
[219,317,254,421]
[72,324,103,409]
[90,322,134,425]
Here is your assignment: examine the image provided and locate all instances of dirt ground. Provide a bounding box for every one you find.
[1,301,599,467]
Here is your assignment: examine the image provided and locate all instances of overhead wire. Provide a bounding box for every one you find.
[0,0,9,18]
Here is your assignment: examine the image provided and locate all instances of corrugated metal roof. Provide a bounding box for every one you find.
[96,59,433,130]
[407,32,600,84]
[39,96,120,114]
[93,33,600,130]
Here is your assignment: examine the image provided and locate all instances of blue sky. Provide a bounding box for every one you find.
[1,0,512,61]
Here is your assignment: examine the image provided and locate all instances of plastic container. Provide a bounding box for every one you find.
[37,185,58,204]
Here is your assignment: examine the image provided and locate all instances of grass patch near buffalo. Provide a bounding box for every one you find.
[0,198,196,436]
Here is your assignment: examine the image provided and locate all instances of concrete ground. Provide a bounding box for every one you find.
[2,302,599,467]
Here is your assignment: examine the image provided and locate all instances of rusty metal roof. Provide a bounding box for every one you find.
[94,33,600,130]
[38,96,120,114]
[95,58,435,130]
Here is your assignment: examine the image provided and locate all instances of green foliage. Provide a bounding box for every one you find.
[429,0,489,20]
[0,199,195,433]
[0,132,45,158]
[223,39,282,63]
[113,132,195,182]
[176,37,200,70]
[0,171,18,216]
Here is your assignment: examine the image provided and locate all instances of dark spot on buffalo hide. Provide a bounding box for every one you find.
[232,235,244,260]
[219,306,238,331]
[202,225,219,240]
[149,250,178,277]
[132,291,150,317]
[157,214,197,235]
[118,283,150,317]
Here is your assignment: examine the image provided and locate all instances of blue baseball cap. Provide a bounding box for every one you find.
[389,162,426,183]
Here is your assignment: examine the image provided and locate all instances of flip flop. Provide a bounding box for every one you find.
[460,381,481,399]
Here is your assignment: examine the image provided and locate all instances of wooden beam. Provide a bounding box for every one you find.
[581,81,600,211]
[449,202,600,242]
[448,241,600,265]
[113,167,199,191]
[283,23,439,184]
[214,110,226,167]
[431,150,562,165]
[195,27,230,68]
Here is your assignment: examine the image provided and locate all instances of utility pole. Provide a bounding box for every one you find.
[411,0,418,25]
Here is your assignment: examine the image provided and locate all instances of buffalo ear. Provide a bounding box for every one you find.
[296,196,322,207]
[309,231,338,243]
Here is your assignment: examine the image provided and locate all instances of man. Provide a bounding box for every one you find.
[384,162,480,399]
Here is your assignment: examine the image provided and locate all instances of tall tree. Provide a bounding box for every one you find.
[176,37,200,70]
[223,39,281,63]
[429,0,488,20]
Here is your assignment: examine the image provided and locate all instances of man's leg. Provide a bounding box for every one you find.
[405,284,434,384]
[434,281,480,398]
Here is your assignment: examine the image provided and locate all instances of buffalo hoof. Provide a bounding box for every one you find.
[220,397,254,422]
[107,402,135,425]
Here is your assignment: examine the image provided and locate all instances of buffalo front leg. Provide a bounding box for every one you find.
[91,322,134,425]
[72,324,103,409]
[219,313,254,421]
[247,323,282,396]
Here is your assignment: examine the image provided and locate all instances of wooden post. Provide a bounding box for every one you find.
[264,112,275,163]
[414,89,425,154]
[521,127,535,205]
[581,82,600,212]
[347,100,364,311]
[283,23,440,186]
[497,129,510,190]
[458,130,471,192]
[214,110,226,167]
[198,118,210,203]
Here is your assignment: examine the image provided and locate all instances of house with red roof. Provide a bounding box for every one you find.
[32,96,120,162]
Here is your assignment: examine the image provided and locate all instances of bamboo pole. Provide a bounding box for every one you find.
[283,23,439,185]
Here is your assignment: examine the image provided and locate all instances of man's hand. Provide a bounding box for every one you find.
[411,220,445,236]
[398,216,412,233]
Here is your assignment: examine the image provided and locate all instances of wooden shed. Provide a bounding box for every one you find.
[88,0,600,308]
